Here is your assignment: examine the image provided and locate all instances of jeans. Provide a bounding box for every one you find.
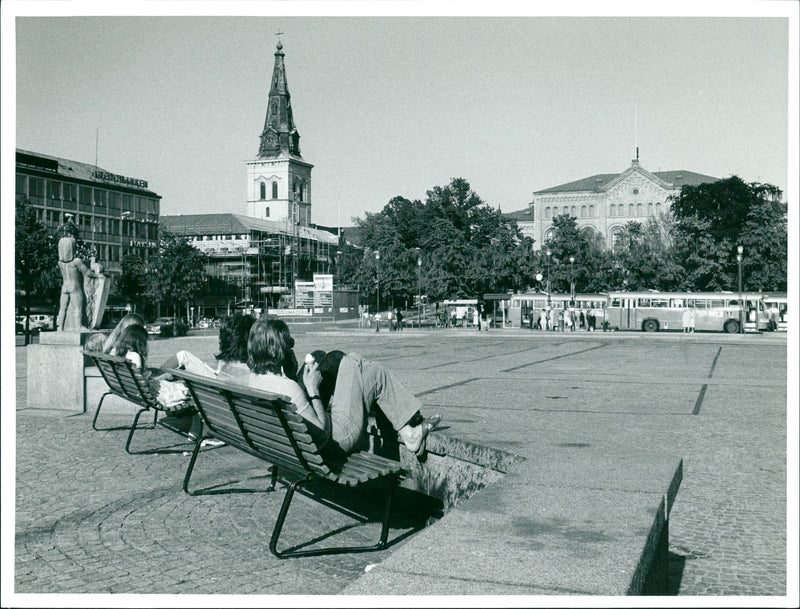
[329,353,421,454]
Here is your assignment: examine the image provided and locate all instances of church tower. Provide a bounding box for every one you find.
[246,40,313,225]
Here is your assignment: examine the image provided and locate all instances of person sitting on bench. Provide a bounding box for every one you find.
[246,318,441,458]
[84,313,145,354]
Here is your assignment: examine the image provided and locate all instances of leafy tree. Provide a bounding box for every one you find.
[347,178,527,307]
[671,176,787,291]
[146,231,207,319]
[15,198,57,343]
[118,254,147,310]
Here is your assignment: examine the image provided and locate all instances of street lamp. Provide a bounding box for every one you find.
[737,245,744,334]
[545,249,552,306]
[569,256,575,303]
[375,251,381,318]
[417,253,422,328]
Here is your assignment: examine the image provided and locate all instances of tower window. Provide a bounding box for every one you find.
[260,182,266,200]
[265,206,270,218]
[272,181,278,199]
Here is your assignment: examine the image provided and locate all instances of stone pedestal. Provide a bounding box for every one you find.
[27,331,100,411]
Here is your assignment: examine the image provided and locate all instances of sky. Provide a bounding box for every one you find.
[7,3,796,229]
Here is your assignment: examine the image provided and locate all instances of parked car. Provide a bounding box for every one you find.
[146,317,189,337]
[16,314,54,332]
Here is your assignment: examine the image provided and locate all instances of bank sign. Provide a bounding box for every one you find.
[93,170,148,189]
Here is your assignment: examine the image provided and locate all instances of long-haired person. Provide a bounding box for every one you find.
[246,318,440,457]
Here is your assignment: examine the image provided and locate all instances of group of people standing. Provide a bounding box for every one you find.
[87,313,441,458]
[533,306,602,332]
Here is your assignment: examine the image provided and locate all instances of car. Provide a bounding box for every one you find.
[16,314,53,332]
[146,317,189,338]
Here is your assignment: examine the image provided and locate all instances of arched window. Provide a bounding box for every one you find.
[589,205,595,217]
[264,206,270,218]
[647,202,653,216]
[655,202,661,214]
[545,207,551,219]
[636,203,643,216]
[610,204,616,216]
[628,204,635,216]
[544,228,554,242]
[259,182,266,200]
[580,226,595,241]
[581,205,587,218]
[562,206,569,216]
[272,181,278,199]
[570,206,576,217]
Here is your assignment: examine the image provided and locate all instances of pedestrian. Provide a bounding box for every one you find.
[682,308,691,333]
[387,308,394,331]
[539,309,547,331]
[548,307,557,331]
[474,307,480,332]
[396,309,404,331]
[374,311,381,333]
[587,308,596,332]
[579,310,585,329]
[688,308,696,333]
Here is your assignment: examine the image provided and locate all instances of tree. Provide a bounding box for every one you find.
[671,176,787,291]
[146,231,207,319]
[15,198,57,343]
[118,254,147,310]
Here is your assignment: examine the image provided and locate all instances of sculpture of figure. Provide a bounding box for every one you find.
[57,235,98,331]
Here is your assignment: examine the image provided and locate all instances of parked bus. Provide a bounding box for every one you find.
[604,291,768,333]
[507,293,607,328]
[762,292,787,331]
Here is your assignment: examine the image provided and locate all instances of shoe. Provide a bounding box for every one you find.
[399,415,443,456]
[201,438,226,448]
[186,433,198,443]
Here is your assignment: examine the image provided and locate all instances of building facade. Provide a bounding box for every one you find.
[15,149,161,273]
[160,213,337,315]
[245,40,313,226]
[510,158,718,251]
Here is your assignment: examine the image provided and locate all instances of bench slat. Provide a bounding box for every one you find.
[232,397,310,435]
[235,414,318,455]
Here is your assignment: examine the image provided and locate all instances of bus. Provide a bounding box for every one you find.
[762,292,787,331]
[604,291,768,333]
[507,293,607,328]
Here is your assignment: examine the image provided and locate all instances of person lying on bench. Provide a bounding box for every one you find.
[246,318,442,458]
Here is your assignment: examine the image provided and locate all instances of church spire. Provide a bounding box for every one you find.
[258,40,301,158]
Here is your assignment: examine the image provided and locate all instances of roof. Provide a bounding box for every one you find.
[503,207,535,222]
[160,213,338,244]
[534,169,719,194]
[16,148,159,196]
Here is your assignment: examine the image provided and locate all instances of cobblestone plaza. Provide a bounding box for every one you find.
[9,327,792,601]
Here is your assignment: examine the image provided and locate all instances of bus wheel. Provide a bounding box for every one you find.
[642,319,659,332]
[724,320,740,334]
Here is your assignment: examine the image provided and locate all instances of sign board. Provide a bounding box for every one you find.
[313,273,333,307]
[295,281,315,307]
[276,308,313,316]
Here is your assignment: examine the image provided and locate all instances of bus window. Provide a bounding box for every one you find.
[651,299,668,308]
[670,299,685,308]
[637,298,651,307]
[610,298,623,308]
[709,299,724,308]
[511,299,520,308]
[688,299,705,309]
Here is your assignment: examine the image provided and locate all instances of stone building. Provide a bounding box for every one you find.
[510,157,718,251]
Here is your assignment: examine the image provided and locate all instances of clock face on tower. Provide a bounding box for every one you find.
[266,131,277,146]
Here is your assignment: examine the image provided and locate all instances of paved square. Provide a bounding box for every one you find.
[12,328,788,597]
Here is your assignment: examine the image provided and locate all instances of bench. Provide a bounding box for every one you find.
[168,368,405,559]
[83,350,191,454]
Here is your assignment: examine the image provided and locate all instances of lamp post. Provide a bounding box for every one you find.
[569,256,575,303]
[413,248,422,328]
[375,251,381,318]
[545,249,552,306]
[737,245,744,334]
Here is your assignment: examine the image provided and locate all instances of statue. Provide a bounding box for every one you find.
[56,235,95,331]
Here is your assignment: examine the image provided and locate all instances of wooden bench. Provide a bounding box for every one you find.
[83,350,190,454]
[168,368,405,559]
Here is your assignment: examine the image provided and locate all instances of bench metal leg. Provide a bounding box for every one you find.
[268,464,278,492]
[269,474,398,559]
[91,391,113,430]
[182,433,204,495]
[124,407,151,454]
